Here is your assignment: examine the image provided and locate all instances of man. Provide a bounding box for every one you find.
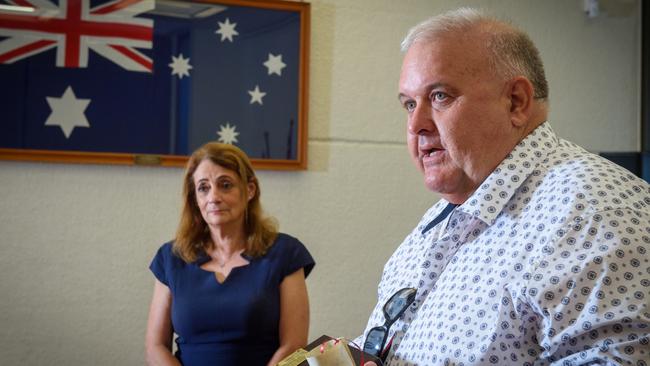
[360,8,650,366]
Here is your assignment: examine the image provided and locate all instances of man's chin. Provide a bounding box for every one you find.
[423,174,458,196]
[422,169,445,190]
[423,177,443,193]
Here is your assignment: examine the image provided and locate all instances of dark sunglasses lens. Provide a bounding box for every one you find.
[363,327,386,356]
[385,288,415,320]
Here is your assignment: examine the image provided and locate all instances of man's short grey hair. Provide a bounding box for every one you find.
[401,8,549,100]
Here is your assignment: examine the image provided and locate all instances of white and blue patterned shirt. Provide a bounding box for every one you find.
[359,122,650,365]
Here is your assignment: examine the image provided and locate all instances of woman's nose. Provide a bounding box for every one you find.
[207,188,221,203]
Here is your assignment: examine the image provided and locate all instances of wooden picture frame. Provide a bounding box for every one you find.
[0,0,309,170]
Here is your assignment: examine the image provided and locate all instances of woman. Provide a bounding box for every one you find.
[145,143,315,365]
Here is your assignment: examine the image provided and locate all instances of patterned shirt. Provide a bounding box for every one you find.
[359,122,650,365]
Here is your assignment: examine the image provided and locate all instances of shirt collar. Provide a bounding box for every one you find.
[421,202,458,235]
[456,121,558,226]
[195,249,254,265]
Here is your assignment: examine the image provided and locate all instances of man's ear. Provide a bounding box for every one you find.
[508,76,535,127]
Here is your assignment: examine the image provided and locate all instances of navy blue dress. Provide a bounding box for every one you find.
[150,233,315,366]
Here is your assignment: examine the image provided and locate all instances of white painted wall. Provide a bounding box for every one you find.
[0,0,640,364]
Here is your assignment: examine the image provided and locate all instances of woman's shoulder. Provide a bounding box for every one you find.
[149,240,188,286]
[269,232,306,252]
[153,240,187,266]
[154,240,174,255]
[265,232,315,277]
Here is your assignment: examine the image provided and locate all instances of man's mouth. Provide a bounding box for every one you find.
[421,148,445,166]
[422,148,443,157]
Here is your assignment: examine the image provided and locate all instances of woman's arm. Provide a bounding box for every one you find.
[145,279,181,366]
[267,268,309,366]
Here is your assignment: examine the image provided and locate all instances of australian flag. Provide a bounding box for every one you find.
[0,0,302,161]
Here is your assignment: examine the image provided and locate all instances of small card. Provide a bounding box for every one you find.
[277,335,382,366]
[305,338,355,366]
[278,348,308,366]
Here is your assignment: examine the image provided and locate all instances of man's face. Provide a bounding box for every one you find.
[398,36,516,203]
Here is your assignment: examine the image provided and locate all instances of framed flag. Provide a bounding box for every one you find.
[0,0,310,170]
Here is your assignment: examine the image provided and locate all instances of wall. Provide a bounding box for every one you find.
[0,0,640,364]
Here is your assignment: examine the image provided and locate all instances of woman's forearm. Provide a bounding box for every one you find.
[145,344,182,366]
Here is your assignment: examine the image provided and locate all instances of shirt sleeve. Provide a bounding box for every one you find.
[523,208,650,365]
[277,234,315,279]
[149,242,171,286]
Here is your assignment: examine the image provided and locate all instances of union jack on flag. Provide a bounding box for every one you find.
[0,0,154,72]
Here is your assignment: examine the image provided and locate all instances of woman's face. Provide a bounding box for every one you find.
[192,159,255,231]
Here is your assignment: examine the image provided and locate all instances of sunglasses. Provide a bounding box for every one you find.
[362,287,417,360]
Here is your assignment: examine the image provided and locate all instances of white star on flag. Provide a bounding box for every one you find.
[248,85,266,105]
[263,53,286,76]
[215,18,238,42]
[45,86,91,139]
[217,123,239,144]
[169,54,192,79]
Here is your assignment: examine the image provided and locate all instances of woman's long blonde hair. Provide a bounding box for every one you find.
[173,142,278,263]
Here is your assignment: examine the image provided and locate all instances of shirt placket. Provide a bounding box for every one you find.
[391,211,479,361]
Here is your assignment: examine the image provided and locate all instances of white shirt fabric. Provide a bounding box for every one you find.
[359,122,650,365]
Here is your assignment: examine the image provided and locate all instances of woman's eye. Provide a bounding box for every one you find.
[197,184,209,193]
[219,181,233,190]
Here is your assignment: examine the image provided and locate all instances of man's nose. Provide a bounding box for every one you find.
[408,103,434,136]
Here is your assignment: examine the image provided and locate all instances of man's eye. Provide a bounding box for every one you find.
[404,101,416,112]
[433,92,448,102]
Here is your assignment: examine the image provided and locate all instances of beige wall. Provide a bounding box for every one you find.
[0,0,640,364]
